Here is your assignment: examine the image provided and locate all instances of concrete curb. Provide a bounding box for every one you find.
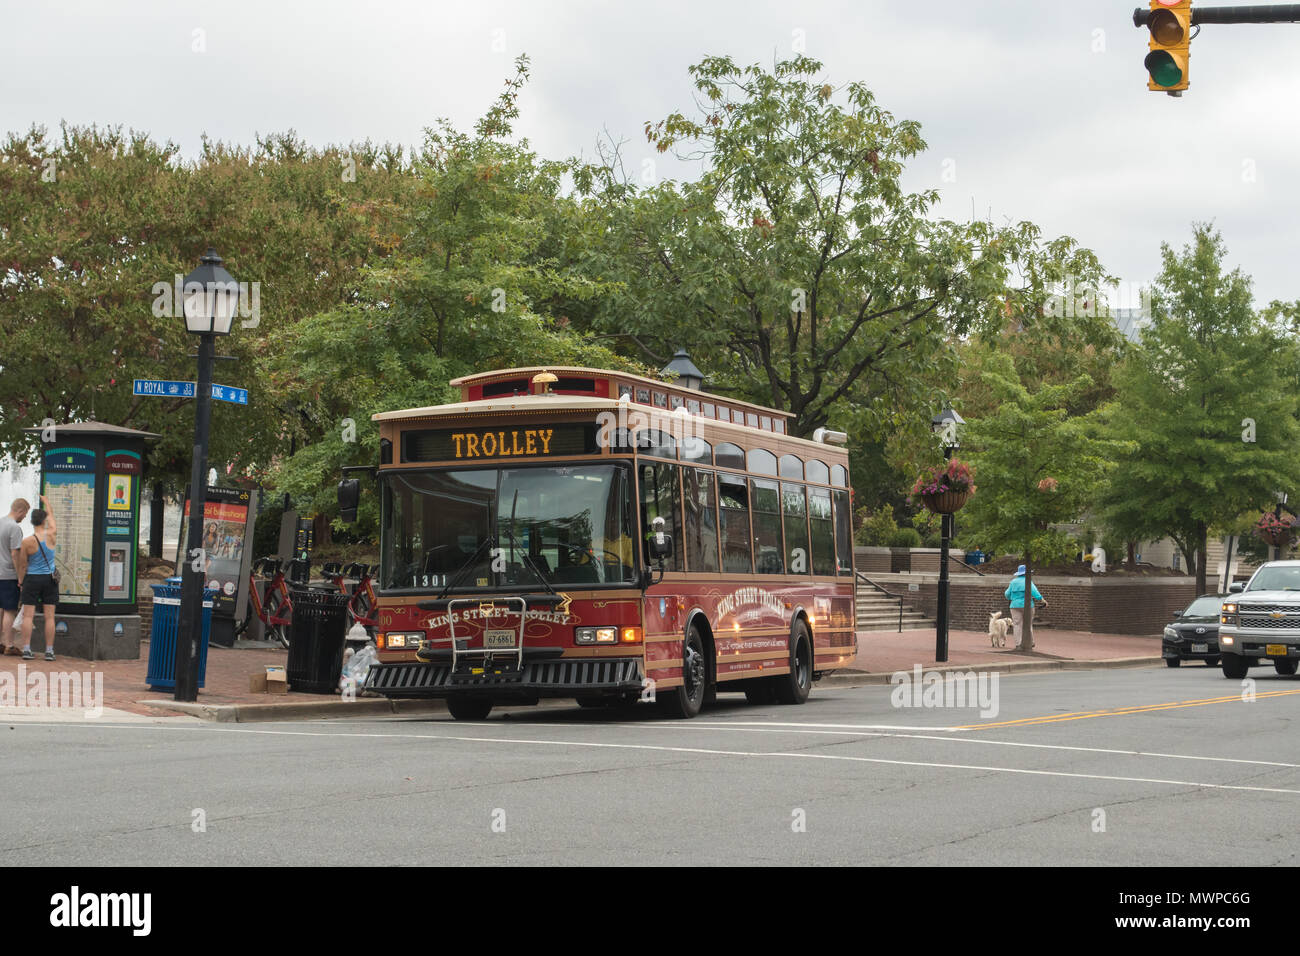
[140,697,449,723]
[818,656,1164,686]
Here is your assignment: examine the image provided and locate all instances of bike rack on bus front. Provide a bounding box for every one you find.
[444,596,528,674]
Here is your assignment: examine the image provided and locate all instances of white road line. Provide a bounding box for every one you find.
[667,721,1300,769]
[14,721,1300,795]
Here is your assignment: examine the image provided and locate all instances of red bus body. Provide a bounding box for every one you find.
[362,367,857,716]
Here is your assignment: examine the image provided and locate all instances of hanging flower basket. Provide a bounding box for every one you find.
[1255,511,1294,548]
[911,459,975,515]
[921,489,970,514]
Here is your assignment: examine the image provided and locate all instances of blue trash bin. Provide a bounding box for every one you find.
[146,577,217,690]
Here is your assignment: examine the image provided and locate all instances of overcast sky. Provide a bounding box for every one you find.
[3,0,1298,304]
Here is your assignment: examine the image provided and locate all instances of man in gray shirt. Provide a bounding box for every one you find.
[0,497,30,654]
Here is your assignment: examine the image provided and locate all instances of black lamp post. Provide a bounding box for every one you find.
[931,405,964,663]
[175,248,240,702]
[1275,491,1289,563]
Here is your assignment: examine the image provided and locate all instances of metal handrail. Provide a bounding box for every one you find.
[948,552,988,576]
[855,571,905,632]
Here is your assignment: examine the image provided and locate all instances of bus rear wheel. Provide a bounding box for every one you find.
[447,697,493,721]
[658,623,707,719]
[771,621,813,705]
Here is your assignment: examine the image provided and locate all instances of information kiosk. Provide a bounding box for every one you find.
[24,422,159,659]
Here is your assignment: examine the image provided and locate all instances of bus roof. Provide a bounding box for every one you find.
[449,366,795,423]
[372,394,845,455]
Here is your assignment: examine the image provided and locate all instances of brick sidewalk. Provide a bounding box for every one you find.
[0,640,297,717]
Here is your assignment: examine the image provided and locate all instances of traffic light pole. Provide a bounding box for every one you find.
[1135,4,1300,26]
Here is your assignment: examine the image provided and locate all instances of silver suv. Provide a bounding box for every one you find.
[1217,560,1300,679]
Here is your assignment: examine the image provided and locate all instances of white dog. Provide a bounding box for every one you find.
[988,611,1011,648]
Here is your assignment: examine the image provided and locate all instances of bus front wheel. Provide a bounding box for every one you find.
[658,624,707,719]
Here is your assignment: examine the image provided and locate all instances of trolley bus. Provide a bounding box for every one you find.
[338,366,857,720]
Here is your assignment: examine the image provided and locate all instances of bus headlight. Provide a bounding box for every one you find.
[576,627,618,644]
[383,632,424,649]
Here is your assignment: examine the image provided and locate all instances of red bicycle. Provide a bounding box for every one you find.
[341,562,378,636]
[235,556,299,648]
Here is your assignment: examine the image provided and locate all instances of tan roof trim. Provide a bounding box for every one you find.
[448,366,795,421]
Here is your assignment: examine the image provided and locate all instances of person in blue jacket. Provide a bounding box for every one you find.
[1004,565,1048,644]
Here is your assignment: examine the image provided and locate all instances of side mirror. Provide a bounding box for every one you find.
[1228,582,1245,593]
[1170,610,1181,618]
[338,479,360,523]
[649,515,673,560]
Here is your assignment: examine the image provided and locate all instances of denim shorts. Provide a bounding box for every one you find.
[20,574,58,607]
[0,579,18,611]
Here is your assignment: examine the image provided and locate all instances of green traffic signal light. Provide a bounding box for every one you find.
[1145,49,1185,87]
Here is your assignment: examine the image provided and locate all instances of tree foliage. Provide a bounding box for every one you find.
[574,55,1108,440]
[960,353,1131,648]
[1096,224,1300,593]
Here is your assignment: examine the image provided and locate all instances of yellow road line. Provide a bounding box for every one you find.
[952,688,1300,731]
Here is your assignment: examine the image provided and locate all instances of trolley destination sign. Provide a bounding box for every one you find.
[132,379,249,405]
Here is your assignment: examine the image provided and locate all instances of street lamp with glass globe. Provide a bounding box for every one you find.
[175,248,240,702]
[930,405,964,663]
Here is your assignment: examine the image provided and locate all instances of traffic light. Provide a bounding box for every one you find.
[1144,0,1192,93]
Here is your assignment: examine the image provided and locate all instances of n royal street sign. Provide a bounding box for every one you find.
[132,379,249,406]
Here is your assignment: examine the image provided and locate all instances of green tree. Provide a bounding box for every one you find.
[961,354,1130,650]
[1096,224,1300,594]
[574,55,1108,440]
[0,122,408,488]
[267,57,644,537]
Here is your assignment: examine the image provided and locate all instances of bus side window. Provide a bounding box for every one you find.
[782,483,810,575]
[717,474,753,574]
[833,489,853,575]
[640,463,682,570]
[809,488,835,576]
[684,468,720,572]
[750,478,783,574]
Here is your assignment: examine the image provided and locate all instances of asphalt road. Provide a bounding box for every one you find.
[4,664,1298,866]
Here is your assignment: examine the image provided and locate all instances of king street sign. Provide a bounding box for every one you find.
[133,379,248,405]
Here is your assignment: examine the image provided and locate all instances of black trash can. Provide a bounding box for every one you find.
[286,585,351,694]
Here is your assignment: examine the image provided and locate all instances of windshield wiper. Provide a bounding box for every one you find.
[506,488,560,599]
[433,534,496,602]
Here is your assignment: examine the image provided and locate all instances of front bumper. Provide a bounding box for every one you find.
[1217,629,1300,660]
[1162,637,1219,661]
[364,656,645,701]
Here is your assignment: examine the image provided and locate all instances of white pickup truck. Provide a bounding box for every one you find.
[1217,560,1300,679]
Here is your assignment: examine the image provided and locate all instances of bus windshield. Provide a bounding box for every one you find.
[380,463,637,592]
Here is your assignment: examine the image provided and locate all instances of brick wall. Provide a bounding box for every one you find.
[864,572,1196,636]
[853,547,892,574]
[906,549,977,574]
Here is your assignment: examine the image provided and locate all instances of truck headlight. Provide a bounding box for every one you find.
[1164,627,1179,640]
[1222,603,1238,614]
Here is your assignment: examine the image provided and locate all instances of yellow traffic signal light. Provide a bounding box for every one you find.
[1145,0,1192,93]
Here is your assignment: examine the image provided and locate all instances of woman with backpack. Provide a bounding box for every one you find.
[17,495,59,661]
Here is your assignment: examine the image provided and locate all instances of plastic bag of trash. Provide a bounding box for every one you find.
[340,642,378,692]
